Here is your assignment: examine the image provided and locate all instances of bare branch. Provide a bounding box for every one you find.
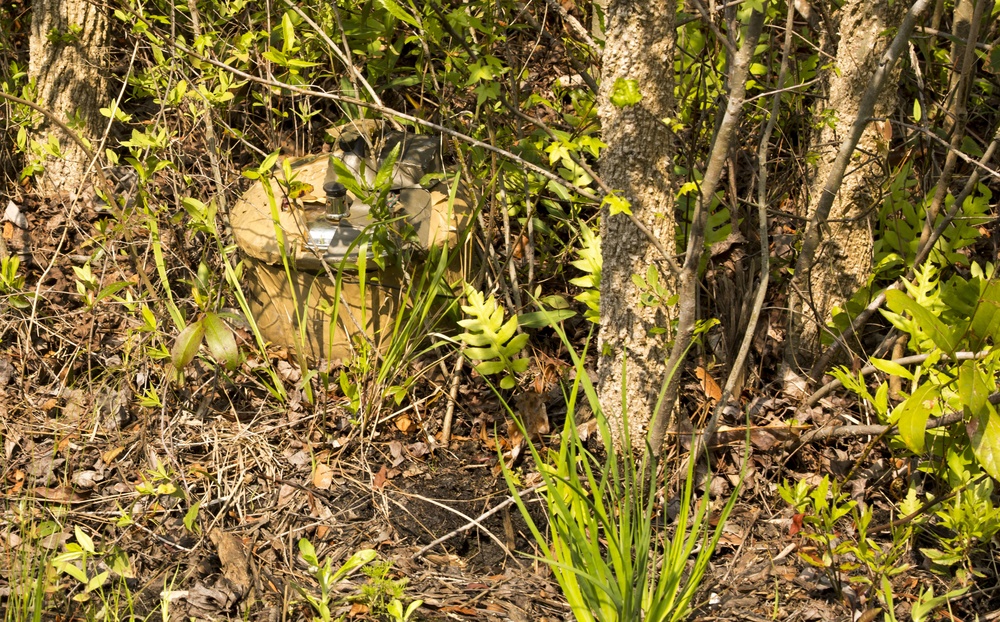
[647,7,767,454]
[692,0,798,463]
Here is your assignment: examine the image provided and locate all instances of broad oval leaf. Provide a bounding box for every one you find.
[203,312,239,370]
[75,526,95,554]
[510,357,531,373]
[895,383,938,454]
[969,405,1000,481]
[171,320,205,369]
[459,332,493,347]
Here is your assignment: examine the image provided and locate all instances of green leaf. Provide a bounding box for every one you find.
[374,142,402,191]
[171,320,205,370]
[184,501,201,533]
[885,290,959,354]
[500,375,516,390]
[466,346,500,361]
[958,360,989,418]
[458,332,492,347]
[297,538,319,566]
[510,357,531,373]
[259,150,280,174]
[968,281,1000,349]
[990,46,1000,74]
[95,281,131,300]
[329,155,366,197]
[874,382,889,417]
[913,99,922,122]
[610,78,642,107]
[376,0,419,27]
[495,316,519,347]
[503,332,530,358]
[474,361,506,376]
[86,570,109,592]
[59,561,88,584]
[203,312,239,370]
[330,549,377,582]
[602,193,632,216]
[75,526,95,554]
[517,309,576,328]
[894,383,938,454]
[969,404,1000,481]
[280,12,296,53]
[869,357,914,381]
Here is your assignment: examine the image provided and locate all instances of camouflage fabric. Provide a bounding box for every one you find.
[231,121,471,361]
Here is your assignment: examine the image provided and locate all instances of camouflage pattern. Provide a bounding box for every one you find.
[231,121,470,361]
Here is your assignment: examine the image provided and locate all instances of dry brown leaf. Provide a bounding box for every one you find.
[402,465,426,477]
[71,470,102,489]
[576,418,598,441]
[372,465,388,490]
[3,430,19,461]
[694,367,722,403]
[277,484,298,507]
[349,603,369,617]
[388,440,404,467]
[407,442,429,458]
[32,486,86,504]
[394,414,414,433]
[102,446,124,463]
[6,469,23,495]
[187,463,209,479]
[312,463,334,490]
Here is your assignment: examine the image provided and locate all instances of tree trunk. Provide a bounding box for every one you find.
[596,0,677,451]
[29,0,108,197]
[786,0,904,371]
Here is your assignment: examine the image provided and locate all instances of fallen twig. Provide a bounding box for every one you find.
[784,410,963,450]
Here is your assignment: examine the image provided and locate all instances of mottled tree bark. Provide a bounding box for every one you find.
[596,0,677,451]
[29,0,108,197]
[787,0,905,372]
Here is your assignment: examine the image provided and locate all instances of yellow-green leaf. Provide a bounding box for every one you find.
[969,405,1000,481]
[610,78,642,107]
[171,320,205,370]
[869,357,914,381]
[895,383,938,454]
[203,312,239,370]
[75,526,95,554]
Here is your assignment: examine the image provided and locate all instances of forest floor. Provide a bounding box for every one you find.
[3,191,999,621]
